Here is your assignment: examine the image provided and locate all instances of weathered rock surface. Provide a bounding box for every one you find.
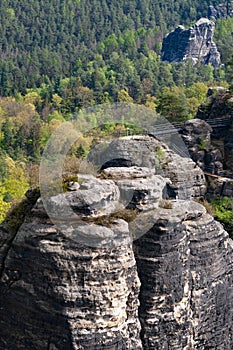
[102,167,170,211]
[88,135,206,200]
[181,118,225,175]
[0,136,233,350]
[134,201,233,349]
[194,88,233,178]
[48,175,121,217]
[0,216,142,350]
[161,18,221,67]
[197,87,233,121]
[206,176,233,199]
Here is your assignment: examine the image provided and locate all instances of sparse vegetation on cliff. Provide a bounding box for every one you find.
[83,208,140,227]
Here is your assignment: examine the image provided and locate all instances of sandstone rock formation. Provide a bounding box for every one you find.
[207,176,233,198]
[0,212,142,349]
[0,136,233,349]
[193,88,233,177]
[176,88,233,209]
[88,135,206,200]
[197,87,233,121]
[135,201,233,350]
[181,118,224,174]
[161,18,221,67]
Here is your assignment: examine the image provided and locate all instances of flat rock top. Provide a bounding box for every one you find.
[195,17,213,26]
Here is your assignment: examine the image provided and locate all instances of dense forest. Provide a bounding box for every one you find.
[0,0,232,95]
[0,0,233,221]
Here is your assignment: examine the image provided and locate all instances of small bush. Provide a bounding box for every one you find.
[195,198,215,216]
[83,208,139,227]
[158,199,173,209]
[156,147,165,161]
[210,196,233,238]
[198,134,207,151]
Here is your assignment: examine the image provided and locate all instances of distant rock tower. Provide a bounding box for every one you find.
[161,18,221,68]
[208,2,233,19]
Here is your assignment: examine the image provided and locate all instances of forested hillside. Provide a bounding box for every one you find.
[0,0,230,94]
[0,0,233,221]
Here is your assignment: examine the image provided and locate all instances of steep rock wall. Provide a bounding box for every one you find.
[0,216,142,350]
[0,136,233,349]
[161,18,221,67]
[134,201,233,349]
[196,88,233,177]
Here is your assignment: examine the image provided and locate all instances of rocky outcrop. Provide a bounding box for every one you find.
[208,3,233,19]
[181,118,225,175]
[197,87,233,121]
[195,88,233,177]
[161,18,221,67]
[206,176,233,199]
[179,89,233,203]
[134,201,233,349]
[0,216,142,349]
[88,135,206,200]
[0,136,233,349]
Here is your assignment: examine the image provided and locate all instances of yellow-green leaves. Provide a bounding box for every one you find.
[0,156,29,223]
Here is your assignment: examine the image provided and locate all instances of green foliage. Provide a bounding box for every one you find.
[85,209,140,227]
[157,87,189,121]
[0,98,43,161]
[83,124,131,146]
[47,111,65,123]
[117,89,133,102]
[156,147,165,161]
[214,18,233,65]
[0,199,11,223]
[211,196,233,238]
[198,135,207,150]
[76,144,86,158]
[0,0,227,97]
[0,155,29,223]
[0,150,8,182]
[185,82,208,103]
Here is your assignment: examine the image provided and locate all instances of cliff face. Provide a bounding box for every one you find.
[0,136,233,349]
[181,119,222,174]
[161,18,221,67]
[135,202,233,349]
[0,217,142,349]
